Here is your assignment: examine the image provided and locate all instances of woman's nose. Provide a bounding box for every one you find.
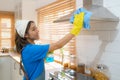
[37,28,39,33]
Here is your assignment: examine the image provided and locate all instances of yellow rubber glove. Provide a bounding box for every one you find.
[70,12,85,36]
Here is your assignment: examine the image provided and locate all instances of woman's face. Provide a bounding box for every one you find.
[25,22,39,41]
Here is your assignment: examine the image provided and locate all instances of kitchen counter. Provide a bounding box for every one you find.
[0,52,63,80]
[0,53,109,80]
[0,52,62,66]
[0,53,63,80]
[0,52,20,63]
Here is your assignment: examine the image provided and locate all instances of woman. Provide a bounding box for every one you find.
[15,12,84,80]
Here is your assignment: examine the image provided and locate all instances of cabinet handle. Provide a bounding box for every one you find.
[14,62,17,70]
[19,68,23,75]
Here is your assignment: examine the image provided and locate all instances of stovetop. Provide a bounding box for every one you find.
[48,69,95,80]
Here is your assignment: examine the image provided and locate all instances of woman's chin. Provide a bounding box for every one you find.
[35,37,40,40]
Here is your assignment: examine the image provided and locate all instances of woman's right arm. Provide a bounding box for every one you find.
[48,12,85,52]
[48,33,75,52]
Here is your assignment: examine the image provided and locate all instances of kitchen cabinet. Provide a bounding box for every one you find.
[0,56,23,80]
[11,58,23,80]
[0,56,11,80]
[0,56,63,80]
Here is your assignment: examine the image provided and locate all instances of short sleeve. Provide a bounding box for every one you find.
[22,44,49,62]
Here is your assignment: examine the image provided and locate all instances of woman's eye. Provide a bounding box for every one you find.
[32,27,37,31]
[32,28,35,31]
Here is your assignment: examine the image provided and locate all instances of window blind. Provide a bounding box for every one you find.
[37,0,76,62]
[0,11,14,49]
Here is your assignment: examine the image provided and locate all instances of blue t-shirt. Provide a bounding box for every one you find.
[21,44,49,80]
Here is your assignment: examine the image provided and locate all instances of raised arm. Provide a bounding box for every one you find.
[49,12,84,52]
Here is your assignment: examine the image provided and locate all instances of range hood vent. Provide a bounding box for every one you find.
[54,0,119,23]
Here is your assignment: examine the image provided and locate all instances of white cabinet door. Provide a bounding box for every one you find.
[11,58,24,80]
[16,61,24,80]
[11,58,18,80]
[0,56,11,80]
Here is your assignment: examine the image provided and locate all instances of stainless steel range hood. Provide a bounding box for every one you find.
[54,0,119,23]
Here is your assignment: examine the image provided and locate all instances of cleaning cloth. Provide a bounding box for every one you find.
[70,8,92,29]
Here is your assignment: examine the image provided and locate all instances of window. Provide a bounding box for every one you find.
[37,0,76,63]
[0,11,15,49]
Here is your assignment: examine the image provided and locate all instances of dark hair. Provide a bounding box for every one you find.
[15,21,34,53]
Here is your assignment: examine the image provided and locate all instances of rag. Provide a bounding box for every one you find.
[70,8,92,29]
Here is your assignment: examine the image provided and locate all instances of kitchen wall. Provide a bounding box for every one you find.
[22,0,36,21]
[0,0,16,11]
[76,0,120,80]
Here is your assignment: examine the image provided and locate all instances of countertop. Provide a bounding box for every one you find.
[0,53,96,80]
[0,52,63,70]
[0,52,20,63]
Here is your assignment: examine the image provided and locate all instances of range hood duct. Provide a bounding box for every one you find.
[54,0,119,23]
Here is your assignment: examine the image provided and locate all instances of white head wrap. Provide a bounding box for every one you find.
[15,20,30,38]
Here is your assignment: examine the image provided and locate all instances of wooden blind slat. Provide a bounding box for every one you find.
[37,0,76,61]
